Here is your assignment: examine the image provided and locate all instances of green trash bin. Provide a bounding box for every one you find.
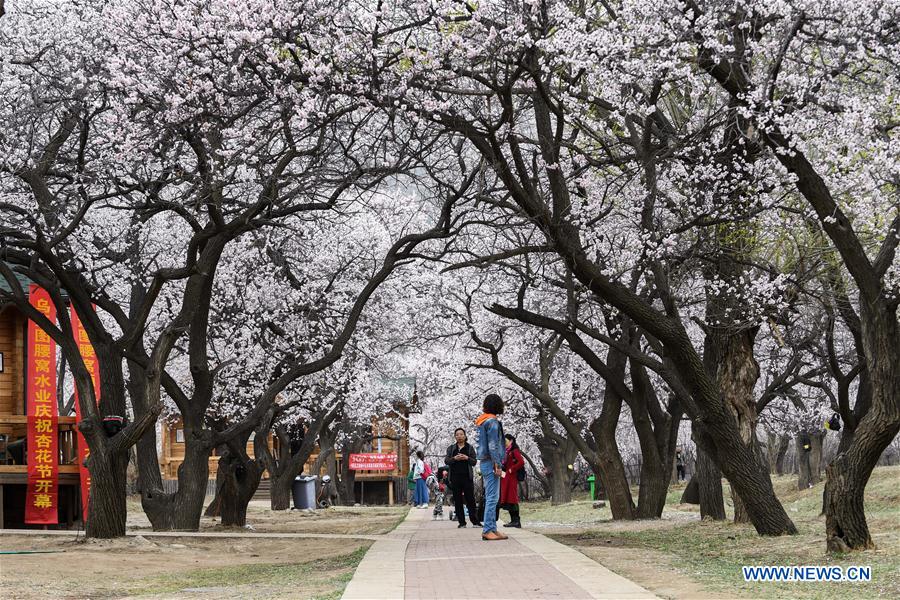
[587,475,596,500]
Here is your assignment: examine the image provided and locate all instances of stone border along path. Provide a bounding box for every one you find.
[0,528,383,541]
[342,506,659,600]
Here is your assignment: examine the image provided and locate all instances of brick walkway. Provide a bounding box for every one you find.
[343,506,658,600]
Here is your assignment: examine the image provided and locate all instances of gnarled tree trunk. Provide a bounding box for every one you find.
[715,329,761,524]
[139,425,214,531]
[205,433,263,527]
[216,447,263,527]
[693,436,725,520]
[587,399,635,519]
[824,302,900,552]
[535,425,579,506]
[83,435,130,538]
[629,360,680,519]
[809,431,824,486]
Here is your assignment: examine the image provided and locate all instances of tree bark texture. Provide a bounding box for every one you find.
[629,360,679,519]
[695,442,726,521]
[824,298,900,552]
[537,435,578,506]
[809,431,824,486]
[216,448,263,527]
[83,440,130,538]
[766,432,790,475]
[139,426,214,531]
[715,329,760,524]
[680,476,700,504]
[587,398,636,519]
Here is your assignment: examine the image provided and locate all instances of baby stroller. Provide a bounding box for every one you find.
[426,474,445,519]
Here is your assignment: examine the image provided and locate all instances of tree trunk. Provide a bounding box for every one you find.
[216,449,262,527]
[139,428,213,530]
[695,444,726,520]
[127,361,176,530]
[681,476,700,504]
[258,407,340,511]
[716,330,760,524]
[270,468,293,511]
[587,389,635,519]
[540,442,577,505]
[629,362,680,519]
[636,455,669,519]
[809,431,824,486]
[775,435,789,475]
[204,465,225,518]
[796,434,812,490]
[766,431,790,474]
[204,433,263,527]
[310,445,334,501]
[171,436,213,529]
[338,451,356,505]
[549,465,573,505]
[582,348,635,521]
[824,302,900,552]
[84,443,130,538]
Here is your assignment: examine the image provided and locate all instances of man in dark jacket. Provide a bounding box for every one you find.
[445,427,480,528]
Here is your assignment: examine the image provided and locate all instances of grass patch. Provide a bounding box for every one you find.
[523,493,613,525]
[550,465,900,599]
[124,544,370,598]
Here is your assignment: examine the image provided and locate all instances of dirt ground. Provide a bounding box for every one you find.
[125,501,408,536]
[578,544,721,599]
[1,503,409,599]
[0,535,369,599]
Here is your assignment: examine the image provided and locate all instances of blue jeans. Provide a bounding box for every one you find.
[480,462,500,533]
[414,478,429,505]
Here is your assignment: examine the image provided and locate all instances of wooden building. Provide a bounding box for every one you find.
[159,379,416,505]
[158,419,274,481]
[302,412,411,505]
[0,281,82,528]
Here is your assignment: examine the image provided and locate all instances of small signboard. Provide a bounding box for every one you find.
[349,453,397,471]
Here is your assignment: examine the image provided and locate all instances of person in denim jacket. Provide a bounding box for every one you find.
[474,393,507,541]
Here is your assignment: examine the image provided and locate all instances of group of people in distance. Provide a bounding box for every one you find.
[408,393,523,541]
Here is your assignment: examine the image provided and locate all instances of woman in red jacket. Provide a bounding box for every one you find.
[498,433,523,528]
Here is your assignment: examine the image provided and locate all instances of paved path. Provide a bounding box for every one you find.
[343,506,658,600]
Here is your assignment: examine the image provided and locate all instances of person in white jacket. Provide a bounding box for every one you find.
[412,450,430,508]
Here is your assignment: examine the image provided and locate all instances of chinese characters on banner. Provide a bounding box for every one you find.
[348,453,397,471]
[25,284,58,524]
[70,305,100,524]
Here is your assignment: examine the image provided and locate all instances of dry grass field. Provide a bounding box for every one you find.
[541,466,899,599]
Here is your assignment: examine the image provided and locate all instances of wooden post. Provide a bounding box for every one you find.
[65,485,74,527]
[388,479,394,505]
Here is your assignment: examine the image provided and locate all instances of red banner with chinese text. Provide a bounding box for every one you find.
[348,453,397,471]
[25,284,58,525]
[70,305,100,524]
